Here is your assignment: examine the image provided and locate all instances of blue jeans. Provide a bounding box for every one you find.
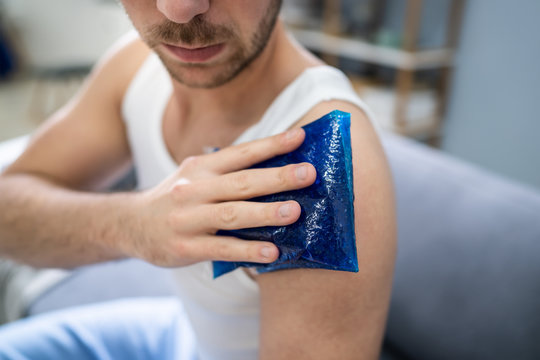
[0,297,197,360]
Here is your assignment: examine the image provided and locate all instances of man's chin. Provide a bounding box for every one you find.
[162,56,251,89]
[167,69,235,89]
[155,39,262,89]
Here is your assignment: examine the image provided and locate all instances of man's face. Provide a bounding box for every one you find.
[121,0,282,88]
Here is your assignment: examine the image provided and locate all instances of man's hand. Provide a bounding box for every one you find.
[120,128,316,267]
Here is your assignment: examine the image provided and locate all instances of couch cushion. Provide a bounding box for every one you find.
[380,133,540,360]
[29,259,177,315]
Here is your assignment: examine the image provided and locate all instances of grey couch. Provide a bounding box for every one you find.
[2,131,540,360]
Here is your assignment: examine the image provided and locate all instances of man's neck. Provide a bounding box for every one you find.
[167,20,321,129]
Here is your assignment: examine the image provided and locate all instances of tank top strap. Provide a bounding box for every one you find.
[233,65,380,145]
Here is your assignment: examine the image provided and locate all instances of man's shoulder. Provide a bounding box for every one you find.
[257,100,395,360]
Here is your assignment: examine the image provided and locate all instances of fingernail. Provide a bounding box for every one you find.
[279,203,291,217]
[261,246,273,259]
[285,128,301,142]
[296,165,307,180]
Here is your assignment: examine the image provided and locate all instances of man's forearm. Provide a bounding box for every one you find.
[0,174,131,268]
[0,130,315,269]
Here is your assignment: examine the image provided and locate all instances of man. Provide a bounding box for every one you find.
[0,0,396,359]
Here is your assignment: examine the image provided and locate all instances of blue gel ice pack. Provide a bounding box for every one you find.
[213,110,358,278]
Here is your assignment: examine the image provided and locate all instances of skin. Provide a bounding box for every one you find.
[0,1,396,359]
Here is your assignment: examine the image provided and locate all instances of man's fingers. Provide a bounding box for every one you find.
[161,127,308,267]
[203,127,306,174]
[198,162,316,202]
[177,200,301,233]
[185,236,280,263]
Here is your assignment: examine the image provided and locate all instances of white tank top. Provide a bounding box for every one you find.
[122,53,378,360]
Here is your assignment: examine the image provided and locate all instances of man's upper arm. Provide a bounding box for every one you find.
[257,101,396,360]
[3,34,151,190]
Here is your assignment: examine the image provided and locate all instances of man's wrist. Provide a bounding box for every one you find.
[94,191,142,261]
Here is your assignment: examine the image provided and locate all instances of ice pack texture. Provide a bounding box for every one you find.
[213,110,358,278]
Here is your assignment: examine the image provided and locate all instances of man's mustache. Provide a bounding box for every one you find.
[147,17,233,46]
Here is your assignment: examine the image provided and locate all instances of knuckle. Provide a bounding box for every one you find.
[166,211,190,233]
[276,167,290,188]
[170,181,191,203]
[247,245,259,262]
[216,204,238,227]
[175,240,188,258]
[179,155,199,172]
[238,144,250,156]
[213,241,232,260]
[264,204,277,223]
[237,143,258,164]
[231,172,251,195]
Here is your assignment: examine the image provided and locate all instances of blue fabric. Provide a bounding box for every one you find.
[213,110,358,278]
[0,298,197,360]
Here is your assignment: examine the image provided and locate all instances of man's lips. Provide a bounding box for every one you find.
[163,43,225,63]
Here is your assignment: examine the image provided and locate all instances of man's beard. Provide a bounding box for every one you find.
[142,0,282,88]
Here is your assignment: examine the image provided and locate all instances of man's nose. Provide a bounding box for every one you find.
[156,0,210,23]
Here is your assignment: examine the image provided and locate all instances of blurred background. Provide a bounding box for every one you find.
[0,0,539,190]
[1,3,540,358]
